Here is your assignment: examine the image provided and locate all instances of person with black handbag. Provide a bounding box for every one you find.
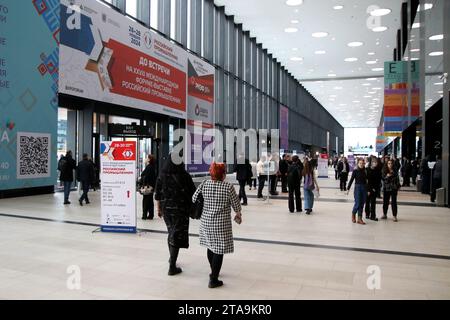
[140,155,157,220]
[155,156,196,276]
[192,162,242,288]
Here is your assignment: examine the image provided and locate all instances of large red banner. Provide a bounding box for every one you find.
[106,39,186,112]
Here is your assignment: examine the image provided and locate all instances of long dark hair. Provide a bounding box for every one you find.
[302,159,313,176]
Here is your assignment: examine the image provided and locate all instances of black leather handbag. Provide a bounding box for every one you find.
[190,191,204,220]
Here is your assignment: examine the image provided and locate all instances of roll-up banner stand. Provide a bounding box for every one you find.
[318,154,329,178]
[100,141,137,233]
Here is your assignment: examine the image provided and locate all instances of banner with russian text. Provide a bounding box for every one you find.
[59,0,187,119]
[100,141,137,233]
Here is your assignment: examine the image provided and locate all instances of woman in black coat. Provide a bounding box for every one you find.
[155,156,196,276]
[140,155,157,220]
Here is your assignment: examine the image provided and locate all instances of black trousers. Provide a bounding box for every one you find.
[79,181,90,203]
[207,249,223,280]
[238,179,248,204]
[335,170,339,180]
[281,174,288,192]
[383,191,398,217]
[402,174,411,186]
[431,178,442,202]
[269,175,278,194]
[169,244,179,268]
[247,178,257,188]
[142,194,154,219]
[365,189,378,219]
[340,173,348,191]
[288,185,302,212]
[257,176,266,197]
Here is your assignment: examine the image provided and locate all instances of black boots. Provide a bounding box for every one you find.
[168,245,182,276]
[208,274,223,288]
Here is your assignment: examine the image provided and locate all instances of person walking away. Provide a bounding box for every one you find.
[248,158,258,190]
[365,158,382,221]
[334,157,340,180]
[411,158,419,186]
[338,157,350,191]
[347,159,368,225]
[403,158,412,187]
[287,155,303,213]
[257,156,267,198]
[76,153,95,206]
[141,155,157,220]
[234,154,252,206]
[192,163,242,288]
[279,154,289,193]
[381,159,401,221]
[302,159,319,215]
[431,155,442,203]
[269,153,279,196]
[155,156,196,276]
[59,150,77,205]
[420,156,432,194]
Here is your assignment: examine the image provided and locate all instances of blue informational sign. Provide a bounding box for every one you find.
[0,1,58,191]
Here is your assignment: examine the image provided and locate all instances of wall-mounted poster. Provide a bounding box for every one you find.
[59,0,187,119]
[0,1,58,192]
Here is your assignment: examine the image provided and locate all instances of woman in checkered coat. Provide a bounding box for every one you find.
[192,163,242,288]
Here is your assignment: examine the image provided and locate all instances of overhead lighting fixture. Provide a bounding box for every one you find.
[370,8,392,16]
[290,56,303,61]
[333,5,344,10]
[372,26,388,32]
[429,51,443,56]
[372,87,382,90]
[348,41,364,47]
[292,47,299,51]
[411,48,420,52]
[286,0,303,6]
[368,52,376,56]
[328,73,337,77]
[312,32,329,38]
[315,50,326,55]
[334,86,343,90]
[364,95,372,98]
[291,20,300,24]
[352,100,360,103]
[429,34,444,41]
[344,57,358,62]
[362,83,371,86]
[366,78,377,81]
[412,23,420,29]
[366,60,378,65]
[285,27,298,33]
[372,67,384,72]
[434,82,444,86]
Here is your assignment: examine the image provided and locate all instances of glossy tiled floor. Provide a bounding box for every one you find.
[0,170,449,300]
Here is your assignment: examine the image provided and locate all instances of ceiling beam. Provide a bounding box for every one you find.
[299,72,442,82]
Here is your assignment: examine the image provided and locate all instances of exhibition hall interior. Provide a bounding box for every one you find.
[0,0,449,301]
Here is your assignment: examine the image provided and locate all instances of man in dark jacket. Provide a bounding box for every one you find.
[59,150,77,205]
[365,158,382,221]
[279,154,289,193]
[235,154,252,206]
[76,153,95,206]
[287,155,304,213]
[431,156,442,203]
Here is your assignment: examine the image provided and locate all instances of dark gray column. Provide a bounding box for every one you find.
[111,0,125,12]
[443,0,450,205]
[66,110,77,157]
[137,0,150,26]
[157,0,171,36]
[203,0,214,61]
[190,0,202,54]
[77,104,93,160]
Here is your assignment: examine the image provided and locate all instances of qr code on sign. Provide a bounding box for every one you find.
[16,132,51,179]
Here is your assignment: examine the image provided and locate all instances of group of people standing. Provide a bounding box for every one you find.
[333,155,402,224]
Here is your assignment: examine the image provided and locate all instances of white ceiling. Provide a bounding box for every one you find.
[214,0,405,128]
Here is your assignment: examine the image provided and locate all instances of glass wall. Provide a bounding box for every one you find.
[97,0,344,153]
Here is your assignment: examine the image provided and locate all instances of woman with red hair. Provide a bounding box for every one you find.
[192,162,242,288]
